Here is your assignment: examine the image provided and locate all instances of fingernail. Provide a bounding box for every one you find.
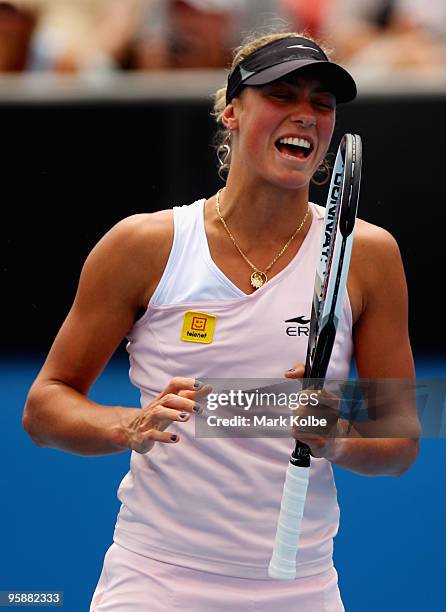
[170,435,178,442]
[193,404,203,414]
[179,412,188,419]
[287,369,296,373]
[194,380,204,390]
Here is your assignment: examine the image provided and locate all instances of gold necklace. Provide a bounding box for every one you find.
[215,189,310,289]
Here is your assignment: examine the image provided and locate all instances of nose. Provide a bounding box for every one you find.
[290,97,317,129]
[293,115,316,129]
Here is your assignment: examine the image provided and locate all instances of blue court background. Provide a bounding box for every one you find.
[1,355,444,611]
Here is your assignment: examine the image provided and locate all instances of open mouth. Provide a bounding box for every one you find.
[275,137,314,160]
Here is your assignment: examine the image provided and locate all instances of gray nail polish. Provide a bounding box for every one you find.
[194,380,204,390]
[193,404,203,414]
[170,434,178,442]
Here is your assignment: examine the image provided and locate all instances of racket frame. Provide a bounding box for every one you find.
[268,133,362,580]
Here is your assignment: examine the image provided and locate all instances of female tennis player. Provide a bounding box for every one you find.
[23,31,418,611]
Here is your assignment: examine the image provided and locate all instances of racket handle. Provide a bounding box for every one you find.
[268,463,310,580]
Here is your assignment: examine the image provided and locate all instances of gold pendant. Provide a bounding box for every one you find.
[250,271,267,289]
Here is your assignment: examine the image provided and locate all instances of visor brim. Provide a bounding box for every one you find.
[242,59,357,103]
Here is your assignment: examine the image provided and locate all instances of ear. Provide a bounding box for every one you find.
[221,101,240,131]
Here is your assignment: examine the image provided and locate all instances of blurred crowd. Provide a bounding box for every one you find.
[0,0,445,74]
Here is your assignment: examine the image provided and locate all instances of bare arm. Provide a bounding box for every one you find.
[288,221,419,476]
[22,212,202,456]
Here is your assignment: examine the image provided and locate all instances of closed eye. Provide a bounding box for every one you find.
[312,96,336,110]
[270,92,293,101]
[261,83,294,100]
[262,84,336,109]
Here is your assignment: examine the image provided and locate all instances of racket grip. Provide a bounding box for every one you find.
[268,463,310,580]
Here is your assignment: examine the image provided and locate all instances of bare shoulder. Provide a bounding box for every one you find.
[30,210,175,393]
[352,217,401,261]
[350,217,404,286]
[348,218,405,323]
[99,209,173,259]
[92,209,173,268]
[348,220,414,379]
[81,209,174,310]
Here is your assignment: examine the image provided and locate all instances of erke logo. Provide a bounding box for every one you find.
[285,315,310,337]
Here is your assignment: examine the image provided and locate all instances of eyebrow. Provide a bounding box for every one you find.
[264,81,336,99]
[267,79,334,94]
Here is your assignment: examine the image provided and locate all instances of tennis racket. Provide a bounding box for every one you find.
[268,133,362,580]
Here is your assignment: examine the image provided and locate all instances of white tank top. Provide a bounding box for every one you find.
[114,199,353,580]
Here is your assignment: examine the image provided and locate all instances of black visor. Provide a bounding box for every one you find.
[226,36,357,105]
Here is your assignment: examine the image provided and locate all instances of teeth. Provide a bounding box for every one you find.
[279,137,311,149]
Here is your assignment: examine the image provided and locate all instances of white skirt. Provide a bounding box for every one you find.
[90,543,344,612]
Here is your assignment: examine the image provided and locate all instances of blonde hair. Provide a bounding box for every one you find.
[212,30,332,181]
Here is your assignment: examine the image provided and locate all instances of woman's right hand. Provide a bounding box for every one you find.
[121,377,210,454]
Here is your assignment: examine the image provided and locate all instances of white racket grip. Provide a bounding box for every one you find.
[268,463,310,580]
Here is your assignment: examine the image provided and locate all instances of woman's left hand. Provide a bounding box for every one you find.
[285,362,343,461]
